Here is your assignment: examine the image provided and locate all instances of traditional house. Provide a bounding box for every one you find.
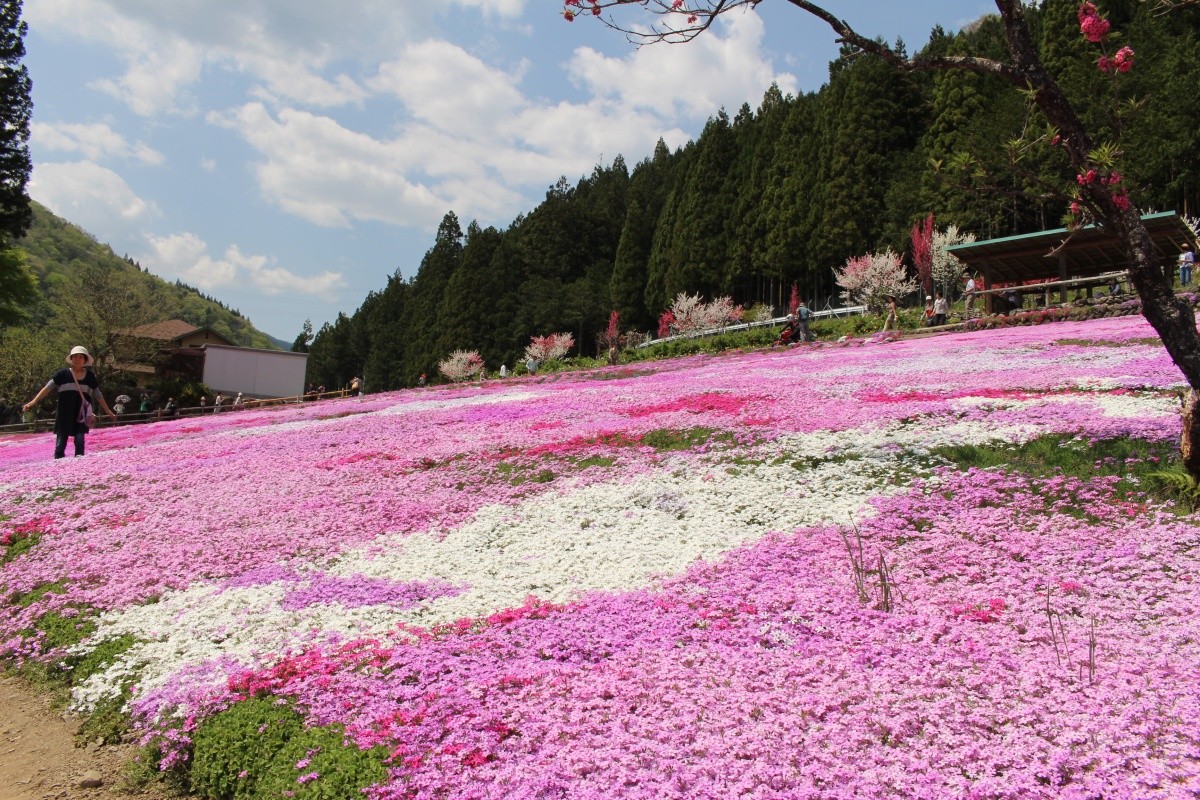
[112,319,236,387]
[112,319,307,398]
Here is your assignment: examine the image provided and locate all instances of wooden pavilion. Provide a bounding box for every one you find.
[946,211,1197,313]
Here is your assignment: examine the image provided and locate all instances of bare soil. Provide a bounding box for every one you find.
[0,675,177,800]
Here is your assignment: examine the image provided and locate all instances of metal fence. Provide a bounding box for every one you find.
[636,305,867,349]
[0,388,356,436]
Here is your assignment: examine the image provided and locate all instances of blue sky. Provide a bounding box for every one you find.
[24,0,993,342]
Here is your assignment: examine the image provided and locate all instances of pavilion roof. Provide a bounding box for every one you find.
[946,211,1196,284]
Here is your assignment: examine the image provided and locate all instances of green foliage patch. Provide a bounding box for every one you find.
[1,529,41,565]
[188,697,386,800]
[931,434,1181,505]
[642,427,734,452]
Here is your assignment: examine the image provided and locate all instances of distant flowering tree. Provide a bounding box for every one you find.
[657,310,675,338]
[597,311,624,357]
[931,225,976,299]
[525,332,574,363]
[438,350,484,382]
[834,249,919,313]
[911,213,934,297]
[665,292,744,334]
[787,284,799,316]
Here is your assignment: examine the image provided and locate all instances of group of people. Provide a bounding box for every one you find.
[773,302,814,347]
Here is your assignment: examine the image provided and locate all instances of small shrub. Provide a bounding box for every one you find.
[1146,468,1200,512]
[255,724,388,800]
[189,697,305,799]
[189,697,387,800]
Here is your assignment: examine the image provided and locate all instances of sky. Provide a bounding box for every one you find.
[24,0,993,343]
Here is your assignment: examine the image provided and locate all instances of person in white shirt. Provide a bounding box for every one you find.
[1179,243,1194,287]
[933,290,949,326]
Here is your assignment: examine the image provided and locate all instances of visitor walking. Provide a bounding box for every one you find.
[20,346,116,459]
[880,296,898,333]
[1179,243,1194,287]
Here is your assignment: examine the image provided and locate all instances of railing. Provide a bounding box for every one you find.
[0,388,358,435]
[636,306,867,349]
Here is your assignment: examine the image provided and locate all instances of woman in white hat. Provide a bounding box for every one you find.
[21,346,116,458]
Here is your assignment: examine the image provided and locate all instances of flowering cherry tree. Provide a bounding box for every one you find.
[834,250,919,313]
[663,292,743,335]
[566,0,1200,473]
[438,349,485,382]
[932,225,977,299]
[525,333,575,363]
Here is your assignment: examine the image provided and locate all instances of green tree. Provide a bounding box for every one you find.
[0,0,31,243]
[663,109,738,299]
[0,0,33,325]
[291,319,313,353]
[400,212,464,381]
[611,139,675,330]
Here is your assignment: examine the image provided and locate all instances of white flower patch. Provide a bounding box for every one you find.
[1039,391,1178,419]
[371,390,546,417]
[948,391,1177,420]
[71,453,902,712]
[771,418,1044,461]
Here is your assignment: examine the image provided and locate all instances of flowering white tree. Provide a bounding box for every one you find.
[834,249,919,313]
[438,350,484,382]
[525,332,575,363]
[667,292,744,334]
[931,226,977,299]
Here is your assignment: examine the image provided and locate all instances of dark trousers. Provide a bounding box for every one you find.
[54,431,85,458]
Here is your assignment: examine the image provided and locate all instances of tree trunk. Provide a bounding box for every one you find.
[1182,390,1200,475]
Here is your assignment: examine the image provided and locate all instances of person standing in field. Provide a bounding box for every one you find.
[932,290,949,326]
[963,273,978,317]
[796,300,813,342]
[21,346,116,459]
[1179,243,1194,287]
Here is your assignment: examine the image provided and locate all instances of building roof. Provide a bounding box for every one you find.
[124,319,201,341]
[946,211,1196,285]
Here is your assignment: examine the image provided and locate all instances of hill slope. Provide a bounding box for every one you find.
[1,316,1196,798]
[17,201,282,350]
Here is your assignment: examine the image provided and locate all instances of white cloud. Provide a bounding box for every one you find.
[568,12,796,119]
[24,0,508,116]
[31,122,165,165]
[141,232,346,298]
[369,40,529,134]
[207,103,452,229]
[29,161,158,234]
[207,13,790,236]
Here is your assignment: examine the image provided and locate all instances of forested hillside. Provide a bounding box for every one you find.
[0,202,280,400]
[306,0,1199,393]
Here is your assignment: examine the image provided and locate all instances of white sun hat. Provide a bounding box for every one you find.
[66,345,93,366]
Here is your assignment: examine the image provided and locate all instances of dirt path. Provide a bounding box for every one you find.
[0,676,175,800]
